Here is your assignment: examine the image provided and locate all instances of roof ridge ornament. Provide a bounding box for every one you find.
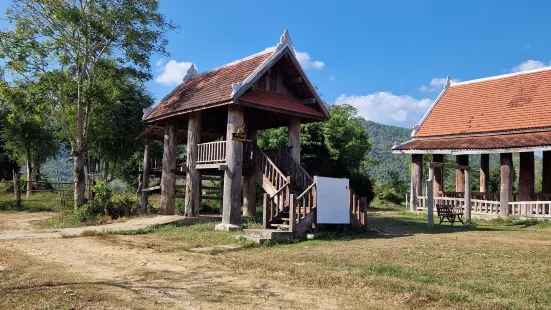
[411,124,420,137]
[276,28,292,51]
[231,81,244,97]
[183,64,197,82]
[444,75,451,88]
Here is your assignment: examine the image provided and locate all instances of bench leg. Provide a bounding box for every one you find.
[457,215,465,225]
[449,215,455,225]
[439,216,445,224]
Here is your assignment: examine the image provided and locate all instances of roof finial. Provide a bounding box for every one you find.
[276,28,292,51]
[183,64,197,82]
[444,75,451,88]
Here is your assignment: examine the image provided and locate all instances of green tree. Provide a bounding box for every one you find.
[0,0,175,205]
[258,104,374,199]
[0,80,58,196]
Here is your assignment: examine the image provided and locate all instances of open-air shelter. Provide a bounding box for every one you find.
[393,68,551,219]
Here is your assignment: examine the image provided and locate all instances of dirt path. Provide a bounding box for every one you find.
[0,213,200,239]
[0,234,335,309]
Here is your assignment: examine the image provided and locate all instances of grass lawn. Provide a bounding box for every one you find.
[2,203,551,309]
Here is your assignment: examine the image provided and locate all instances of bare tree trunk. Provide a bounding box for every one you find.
[73,152,86,207]
[26,148,32,198]
[104,161,109,182]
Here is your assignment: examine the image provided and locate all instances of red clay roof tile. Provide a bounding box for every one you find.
[144,51,273,121]
[415,68,551,138]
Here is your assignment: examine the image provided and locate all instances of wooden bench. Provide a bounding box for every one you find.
[436,204,465,225]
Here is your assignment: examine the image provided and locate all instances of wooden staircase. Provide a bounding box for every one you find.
[248,145,367,239]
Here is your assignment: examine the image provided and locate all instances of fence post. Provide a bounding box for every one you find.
[289,194,296,234]
[361,197,368,226]
[263,193,269,229]
[13,170,21,209]
[427,167,434,228]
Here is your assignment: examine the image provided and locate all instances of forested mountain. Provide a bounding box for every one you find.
[361,120,411,185]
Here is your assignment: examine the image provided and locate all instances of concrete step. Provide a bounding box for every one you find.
[242,229,293,243]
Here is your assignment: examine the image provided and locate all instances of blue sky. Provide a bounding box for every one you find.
[2,1,550,128]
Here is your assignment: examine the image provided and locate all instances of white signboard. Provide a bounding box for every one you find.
[315,176,350,224]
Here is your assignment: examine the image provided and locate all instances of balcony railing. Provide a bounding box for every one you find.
[197,141,226,164]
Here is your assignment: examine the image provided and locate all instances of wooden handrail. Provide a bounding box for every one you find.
[197,141,226,163]
[297,182,316,200]
[280,147,312,181]
[253,145,289,192]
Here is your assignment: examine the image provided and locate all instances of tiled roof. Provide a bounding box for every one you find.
[415,67,551,138]
[239,90,325,119]
[395,131,551,151]
[144,51,273,121]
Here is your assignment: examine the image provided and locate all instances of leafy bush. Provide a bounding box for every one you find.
[75,200,105,222]
[92,181,112,205]
[106,194,140,219]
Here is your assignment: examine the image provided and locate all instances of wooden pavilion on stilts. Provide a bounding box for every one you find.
[138,30,368,237]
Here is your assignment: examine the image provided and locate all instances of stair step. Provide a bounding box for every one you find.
[270,223,290,229]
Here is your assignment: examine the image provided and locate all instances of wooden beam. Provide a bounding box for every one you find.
[222,104,245,225]
[243,123,258,217]
[543,151,551,194]
[519,152,534,203]
[141,185,161,192]
[185,111,202,217]
[196,163,227,170]
[455,155,468,192]
[465,168,471,224]
[288,116,301,163]
[480,154,489,193]
[500,153,513,216]
[301,98,316,105]
[286,77,303,84]
[140,144,150,213]
[432,154,444,197]
[160,119,177,215]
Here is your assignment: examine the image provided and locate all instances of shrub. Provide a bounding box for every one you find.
[92,181,112,205]
[106,194,140,219]
[75,200,105,222]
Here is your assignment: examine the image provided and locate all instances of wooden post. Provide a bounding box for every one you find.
[289,194,296,233]
[160,119,177,215]
[361,197,368,226]
[185,111,202,217]
[13,170,21,210]
[480,154,489,193]
[427,166,434,228]
[243,123,258,217]
[500,153,513,217]
[222,105,245,227]
[465,168,471,224]
[262,193,269,229]
[433,154,444,197]
[455,155,468,192]
[288,116,301,163]
[410,154,423,211]
[543,151,551,194]
[519,152,534,215]
[140,143,150,214]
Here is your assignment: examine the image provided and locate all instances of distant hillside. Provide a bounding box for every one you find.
[361,120,411,184]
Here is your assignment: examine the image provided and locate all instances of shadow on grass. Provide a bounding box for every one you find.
[312,210,507,242]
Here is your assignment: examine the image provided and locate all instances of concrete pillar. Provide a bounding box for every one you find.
[519,152,534,201]
[480,154,489,193]
[410,154,423,211]
[160,120,177,215]
[288,116,301,163]
[500,153,513,216]
[243,123,258,217]
[220,105,245,229]
[432,154,444,197]
[543,151,551,193]
[185,111,202,217]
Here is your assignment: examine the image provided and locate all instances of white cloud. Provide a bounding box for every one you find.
[264,46,324,70]
[419,77,460,92]
[329,75,335,81]
[155,59,196,86]
[511,59,547,72]
[335,92,433,126]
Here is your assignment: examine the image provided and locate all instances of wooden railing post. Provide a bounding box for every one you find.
[263,193,269,229]
[361,197,368,226]
[289,194,296,233]
[13,170,21,210]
